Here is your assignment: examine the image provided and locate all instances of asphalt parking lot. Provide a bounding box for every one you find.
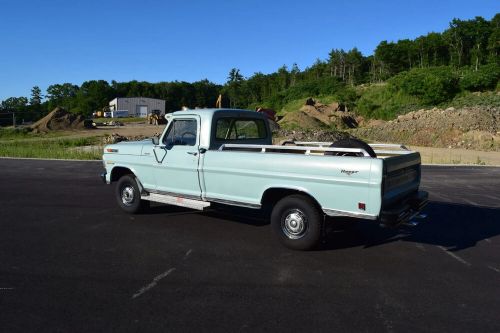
[0,159,499,332]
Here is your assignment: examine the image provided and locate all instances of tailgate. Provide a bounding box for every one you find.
[381,152,421,207]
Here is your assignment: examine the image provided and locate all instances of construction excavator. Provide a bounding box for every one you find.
[148,110,167,125]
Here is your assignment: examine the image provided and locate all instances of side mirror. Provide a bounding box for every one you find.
[152,136,159,145]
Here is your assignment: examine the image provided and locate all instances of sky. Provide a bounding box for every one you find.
[0,0,498,101]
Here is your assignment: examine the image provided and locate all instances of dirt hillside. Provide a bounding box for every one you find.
[272,129,352,145]
[274,97,500,152]
[353,107,500,151]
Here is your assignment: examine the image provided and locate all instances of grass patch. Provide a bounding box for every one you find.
[0,127,32,139]
[0,127,71,140]
[0,136,102,160]
[355,84,422,120]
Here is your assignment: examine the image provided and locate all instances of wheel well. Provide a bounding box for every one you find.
[110,167,133,182]
[261,188,322,212]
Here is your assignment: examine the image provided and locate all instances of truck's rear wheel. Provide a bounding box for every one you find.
[271,194,323,250]
[115,175,149,214]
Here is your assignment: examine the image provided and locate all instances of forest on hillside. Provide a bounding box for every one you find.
[1,14,499,122]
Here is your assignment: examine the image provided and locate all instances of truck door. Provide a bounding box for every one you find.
[152,116,202,198]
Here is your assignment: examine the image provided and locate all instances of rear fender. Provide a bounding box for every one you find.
[261,186,323,212]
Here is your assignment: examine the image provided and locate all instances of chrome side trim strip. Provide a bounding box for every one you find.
[205,197,261,209]
[323,208,378,220]
[144,188,202,201]
[142,188,260,210]
[141,192,210,211]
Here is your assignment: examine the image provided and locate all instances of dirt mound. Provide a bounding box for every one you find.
[31,107,86,132]
[354,106,500,151]
[278,111,327,130]
[280,98,358,130]
[273,128,352,144]
[102,133,153,144]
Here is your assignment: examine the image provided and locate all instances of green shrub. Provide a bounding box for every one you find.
[447,91,500,108]
[258,77,347,111]
[460,64,500,91]
[390,67,459,104]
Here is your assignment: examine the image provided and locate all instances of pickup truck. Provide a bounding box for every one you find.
[101,108,428,250]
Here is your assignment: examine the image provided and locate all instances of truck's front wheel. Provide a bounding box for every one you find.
[115,175,149,214]
[271,195,323,250]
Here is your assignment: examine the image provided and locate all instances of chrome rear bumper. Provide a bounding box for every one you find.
[379,191,429,227]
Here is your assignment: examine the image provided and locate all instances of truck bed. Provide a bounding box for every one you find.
[205,142,422,219]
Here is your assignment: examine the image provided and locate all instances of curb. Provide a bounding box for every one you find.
[0,157,101,162]
[422,163,500,167]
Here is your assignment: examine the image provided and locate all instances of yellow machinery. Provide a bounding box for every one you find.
[148,110,166,125]
[216,94,222,108]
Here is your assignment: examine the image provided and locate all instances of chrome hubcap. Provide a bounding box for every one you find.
[282,209,307,239]
[121,186,135,206]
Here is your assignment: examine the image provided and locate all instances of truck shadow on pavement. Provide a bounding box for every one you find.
[144,201,499,251]
[146,203,270,226]
[322,201,500,251]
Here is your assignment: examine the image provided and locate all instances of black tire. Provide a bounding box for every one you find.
[325,138,377,157]
[271,194,323,250]
[115,175,150,214]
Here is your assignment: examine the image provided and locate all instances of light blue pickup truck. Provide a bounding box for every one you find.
[101,109,428,250]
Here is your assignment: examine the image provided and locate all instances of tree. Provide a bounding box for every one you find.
[444,19,466,67]
[397,39,418,69]
[328,49,347,80]
[244,72,269,104]
[290,63,300,86]
[46,83,79,111]
[466,17,492,70]
[225,68,244,108]
[29,86,42,105]
[227,68,244,83]
[425,32,449,66]
[1,96,28,111]
[374,41,403,77]
[277,65,290,90]
[487,13,500,63]
[75,80,113,116]
[307,58,328,81]
[345,48,364,85]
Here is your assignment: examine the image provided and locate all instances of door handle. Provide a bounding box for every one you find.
[187,151,198,156]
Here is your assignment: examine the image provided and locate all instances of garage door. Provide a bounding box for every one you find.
[137,106,148,118]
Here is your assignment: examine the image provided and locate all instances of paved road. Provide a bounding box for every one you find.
[0,159,499,332]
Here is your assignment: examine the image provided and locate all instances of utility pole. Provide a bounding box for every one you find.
[12,112,16,128]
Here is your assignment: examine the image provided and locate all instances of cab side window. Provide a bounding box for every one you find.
[163,119,197,147]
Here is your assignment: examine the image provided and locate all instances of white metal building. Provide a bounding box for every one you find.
[109,97,166,118]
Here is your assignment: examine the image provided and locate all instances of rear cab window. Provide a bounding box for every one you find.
[209,112,271,150]
[215,118,267,140]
